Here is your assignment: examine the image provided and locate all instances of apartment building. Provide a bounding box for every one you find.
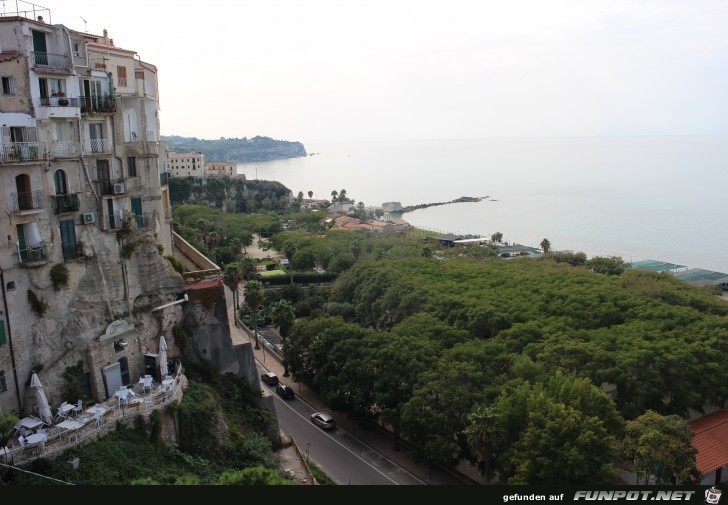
[204,162,239,178]
[0,9,179,414]
[166,151,204,179]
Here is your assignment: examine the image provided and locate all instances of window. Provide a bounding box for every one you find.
[73,43,80,57]
[127,156,137,177]
[54,169,68,195]
[135,70,144,80]
[0,320,6,345]
[6,281,15,291]
[2,76,16,95]
[0,370,6,393]
[117,65,127,87]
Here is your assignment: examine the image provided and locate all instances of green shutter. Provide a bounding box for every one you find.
[0,319,6,345]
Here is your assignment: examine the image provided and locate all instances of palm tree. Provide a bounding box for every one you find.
[240,256,257,281]
[490,232,503,244]
[283,240,297,285]
[464,405,503,481]
[339,188,347,202]
[223,263,244,324]
[270,299,296,342]
[540,238,551,255]
[308,190,313,200]
[244,280,264,350]
[207,231,220,250]
[331,190,338,203]
[196,219,210,246]
[351,240,361,262]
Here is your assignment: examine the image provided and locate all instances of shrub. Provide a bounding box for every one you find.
[50,263,69,291]
[27,289,47,317]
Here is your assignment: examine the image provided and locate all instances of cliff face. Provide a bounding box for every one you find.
[23,233,185,408]
[169,177,293,213]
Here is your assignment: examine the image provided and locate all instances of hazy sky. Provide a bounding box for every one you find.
[28,0,728,143]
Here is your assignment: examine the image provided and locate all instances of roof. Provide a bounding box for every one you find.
[87,42,137,54]
[0,50,21,62]
[433,233,464,242]
[690,408,728,474]
[673,268,728,286]
[630,260,687,273]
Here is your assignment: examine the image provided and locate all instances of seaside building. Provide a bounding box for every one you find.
[166,150,204,180]
[0,8,178,415]
[204,161,240,178]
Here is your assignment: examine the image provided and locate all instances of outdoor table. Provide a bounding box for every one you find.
[56,419,83,431]
[84,405,107,417]
[25,433,47,453]
[162,378,174,388]
[19,417,44,431]
[57,403,76,418]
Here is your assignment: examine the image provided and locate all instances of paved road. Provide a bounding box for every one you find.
[257,362,425,485]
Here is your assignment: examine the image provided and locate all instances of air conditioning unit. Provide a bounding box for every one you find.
[82,212,96,224]
[112,182,125,195]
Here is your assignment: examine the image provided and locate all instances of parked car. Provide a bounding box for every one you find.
[260,372,278,386]
[275,383,295,400]
[310,412,335,430]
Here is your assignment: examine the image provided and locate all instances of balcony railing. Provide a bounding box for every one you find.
[62,242,84,261]
[0,142,46,162]
[30,51,71,71]
[79,95,116,114]
[83,138,113,154]
[51,194,80,214]
[18,241,49,265]
[117,77,127,87]
[40,96,79,107]
[50,140,81,158]
[96,178,126,196]
[12,190,46,212]
[107,212,126,230]
[133,213,155,229]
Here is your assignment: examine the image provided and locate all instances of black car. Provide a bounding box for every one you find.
[275,383,295,400]
[260,372,278,386]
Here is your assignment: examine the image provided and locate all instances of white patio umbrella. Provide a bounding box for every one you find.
[158,336,168,379]
[30,373,53,425]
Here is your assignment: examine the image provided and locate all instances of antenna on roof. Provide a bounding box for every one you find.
[80,16,87,32]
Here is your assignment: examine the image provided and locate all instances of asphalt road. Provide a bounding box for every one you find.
[257,362,425,485]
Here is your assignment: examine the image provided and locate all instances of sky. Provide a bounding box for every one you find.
[17,0,728,143]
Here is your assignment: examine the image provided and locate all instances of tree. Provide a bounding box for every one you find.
[244,280,264,349]
[297,191,304,203]
[207,231,220,250]
[218,467,294,485]
[491,232,503,244]
[331,190,338,203]
[351,240,362,262]
[308,190,313,200]
[339,188,348,202]
[465,405,503,480]
[196,219,210,245]
[540,238,551,255]
[586,256,629,276]
[240,256,258,281]
[622,410,698,485]
[270,299,296,342]
[223,263,244,322]
[283,240,297,285]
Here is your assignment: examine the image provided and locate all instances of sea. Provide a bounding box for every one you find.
[234,136,728,274]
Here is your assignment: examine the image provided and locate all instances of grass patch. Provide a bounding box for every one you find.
[258,270,286,278]
[307,460,337,485]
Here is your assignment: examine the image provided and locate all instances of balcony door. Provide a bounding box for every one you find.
[54,169,68,195]
[32,30,47,65]
[60,219,78,260]
[89,123,103,152]
[97,159,111,195]
[15,174,31,210]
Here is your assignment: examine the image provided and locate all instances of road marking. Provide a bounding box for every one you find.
[257,360,425,485]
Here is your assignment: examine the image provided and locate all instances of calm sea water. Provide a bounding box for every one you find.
[236,136,728,274]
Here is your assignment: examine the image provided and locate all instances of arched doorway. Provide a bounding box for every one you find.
[54,169,68,195]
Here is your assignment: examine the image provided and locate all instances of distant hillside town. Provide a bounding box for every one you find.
[162,135,307,163]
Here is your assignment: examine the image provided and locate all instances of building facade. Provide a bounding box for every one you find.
[204,161,238,178]
[0,10,179,415]
[165,151,204,179]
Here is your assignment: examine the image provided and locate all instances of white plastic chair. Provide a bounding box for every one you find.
[17,435,27,447]
[72,399,83,417]
[142,376,153,394]
[55,401,69,422]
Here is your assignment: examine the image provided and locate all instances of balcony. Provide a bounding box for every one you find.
[62,242,84,261]
[40,96,79,108]
[50,140,81,158]
[96,178,126,196]
[83,138,113,154]
[12,190,46,212]
[133,213,155,230]
[18,241,49,266]
[51,194,80,214]
[147,131,158,142]
[79,96,116,114]
[117,77,128,88]
[0,142,47,163]
[30,51,72,71]
[106,212,126,230]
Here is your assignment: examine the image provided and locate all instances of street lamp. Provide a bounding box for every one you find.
[67,457,80,485]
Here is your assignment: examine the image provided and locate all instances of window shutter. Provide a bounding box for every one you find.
[0,319,6,345]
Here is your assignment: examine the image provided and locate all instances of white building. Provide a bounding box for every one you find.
[204,161,238,178]
[166,151,204,179]
[0,9,176,414]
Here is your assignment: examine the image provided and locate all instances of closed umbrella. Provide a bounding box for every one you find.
[158,336,168,379]
[30,373,53,425]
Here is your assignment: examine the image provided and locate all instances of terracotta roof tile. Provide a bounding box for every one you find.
[690,408,728,473]
[0,50,21,62]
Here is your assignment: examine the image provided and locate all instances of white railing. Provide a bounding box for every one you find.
[3,371,185,467]
[146,131,158,141]
[50,140,81,158]
[117,77,127,88]
[83,138,113,154]
[0,142,46,162]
